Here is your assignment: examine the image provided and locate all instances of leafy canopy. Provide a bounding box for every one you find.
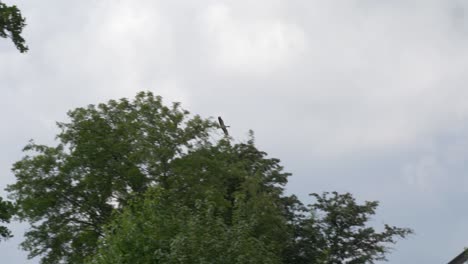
[87,137,292,264]
[7,91,412,264]
[7,92,214,263]
[0,1,27,52]
[284,192,412,264]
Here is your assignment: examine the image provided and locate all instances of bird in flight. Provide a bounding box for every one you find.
[218,116,229,136]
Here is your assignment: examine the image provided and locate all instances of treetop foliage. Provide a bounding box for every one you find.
[0,1,28,52]
[7,92,215,263]
[7,91,412,264]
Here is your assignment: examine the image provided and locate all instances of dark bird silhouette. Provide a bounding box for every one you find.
[218,116,229,136]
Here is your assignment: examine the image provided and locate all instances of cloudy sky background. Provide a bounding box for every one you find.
[2,0,468,263]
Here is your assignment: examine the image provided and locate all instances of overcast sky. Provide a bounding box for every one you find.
[2,0,468,263]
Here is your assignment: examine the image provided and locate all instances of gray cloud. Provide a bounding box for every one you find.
[2,0,468,263]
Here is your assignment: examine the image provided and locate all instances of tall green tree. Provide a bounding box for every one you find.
[7,92,214,263]
[0,1,28,52]
[284,192,412,264]
[8,92,412,264]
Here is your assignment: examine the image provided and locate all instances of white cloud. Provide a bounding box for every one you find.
[200,3,306,74]
[403,155,444,192]
[237,1,468,157]
[5,1,468,263]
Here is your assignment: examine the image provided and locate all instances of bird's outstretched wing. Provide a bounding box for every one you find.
[218,116,229,136]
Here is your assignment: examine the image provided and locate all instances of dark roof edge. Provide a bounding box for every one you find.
[448,249,468,264]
